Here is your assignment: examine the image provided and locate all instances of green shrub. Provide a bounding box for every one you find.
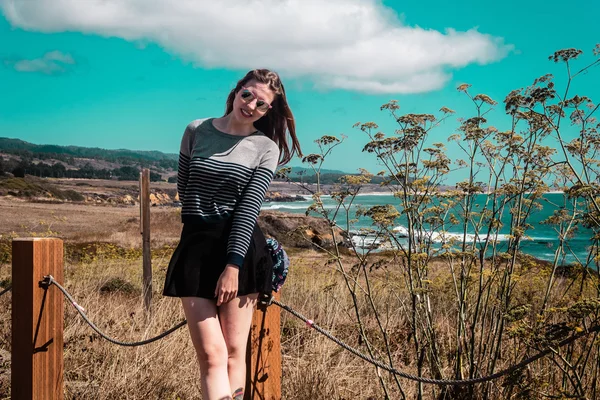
[62,189,85,202]
[0,177,84,202]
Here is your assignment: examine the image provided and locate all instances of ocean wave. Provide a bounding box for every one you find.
[422,232,513,243]
[261,204,310,210]
[354,227,563,246]
[351,236,384,248]
[389,226,511,242]
[262,200,353,210]
[355,192,393,197]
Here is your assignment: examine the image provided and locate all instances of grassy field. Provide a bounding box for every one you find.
[1,195,599,399]
[0,197,387,398]
[0,196,181,247]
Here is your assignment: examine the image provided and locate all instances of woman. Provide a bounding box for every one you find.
[163,69,301,400]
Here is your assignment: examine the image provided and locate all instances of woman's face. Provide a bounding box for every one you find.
[231,79,276,125]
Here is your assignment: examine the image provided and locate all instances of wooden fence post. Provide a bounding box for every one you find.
[140,168,152,315]
[246,291,282,400]
[12,238,64,400]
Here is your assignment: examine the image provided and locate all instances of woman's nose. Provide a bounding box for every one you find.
[246,99,258,110]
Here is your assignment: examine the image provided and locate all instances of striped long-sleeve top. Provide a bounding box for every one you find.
[177,118,280,268]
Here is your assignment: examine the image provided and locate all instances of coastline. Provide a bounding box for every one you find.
[267,181,566,197]
[35,177,565,197]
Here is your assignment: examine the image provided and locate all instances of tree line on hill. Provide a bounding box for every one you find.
[0,138,177,181]
[0,137,387,185]
[0,137,178,167]
[0,157,382,185]
[0,158,163,182]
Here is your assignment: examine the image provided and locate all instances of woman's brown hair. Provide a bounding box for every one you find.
[224,69,302,165]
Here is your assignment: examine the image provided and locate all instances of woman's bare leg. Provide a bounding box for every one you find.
[181,297,232,400]
[218,293,258,399]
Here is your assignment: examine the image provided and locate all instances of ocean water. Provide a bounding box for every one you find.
[261,193,598,265]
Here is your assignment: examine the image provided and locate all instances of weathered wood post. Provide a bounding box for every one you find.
[246,291,282,400]
[140,168,152,315]
[12,238,64,400]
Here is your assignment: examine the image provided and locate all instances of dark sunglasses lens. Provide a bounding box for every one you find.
[256,101,269,112]
[240,89,253,101]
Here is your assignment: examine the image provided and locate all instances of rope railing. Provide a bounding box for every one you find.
[41,274,600,386]
[272,298,600,386]
[43,276,186,347]
[0,284,11,297]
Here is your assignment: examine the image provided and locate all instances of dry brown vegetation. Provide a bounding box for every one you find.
[1,197,598,399]
[0,197,182,248]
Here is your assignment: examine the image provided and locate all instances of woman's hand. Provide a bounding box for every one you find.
[215,264,239,306]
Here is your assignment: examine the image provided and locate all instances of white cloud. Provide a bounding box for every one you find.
[43,50,75,64]
[6,50,76,75]
[0,0,512,93]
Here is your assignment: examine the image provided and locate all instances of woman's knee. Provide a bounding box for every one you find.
[225,341,247,363]
[195,341,228,370]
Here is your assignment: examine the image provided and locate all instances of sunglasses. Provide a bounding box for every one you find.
[239,86,272,113]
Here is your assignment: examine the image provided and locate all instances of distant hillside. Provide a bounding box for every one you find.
[0,137,178,181]
[278,166,387,185]
[0,137,379,185]
[287,166,347,176]
[0,137,177,163]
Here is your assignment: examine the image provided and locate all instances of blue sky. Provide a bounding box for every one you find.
[0,0,598,181]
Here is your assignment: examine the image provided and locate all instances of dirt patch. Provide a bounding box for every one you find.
[0,197,182,247]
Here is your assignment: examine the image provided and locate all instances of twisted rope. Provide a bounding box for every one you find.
[45,276,186,347]
[272,298,600,386]
[0,284,11,297]
[40,275,600,385]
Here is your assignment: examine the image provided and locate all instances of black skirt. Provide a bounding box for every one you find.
[162,218,273,299]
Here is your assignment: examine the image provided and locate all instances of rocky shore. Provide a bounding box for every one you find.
[258,210,349,250]
[79,190,306,206]
[263,191,306,203]
[0,176,308,206]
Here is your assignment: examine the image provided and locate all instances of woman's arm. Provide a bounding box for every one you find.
[176,122,196,203]
[215,142,279,305]
[226,143,280,268]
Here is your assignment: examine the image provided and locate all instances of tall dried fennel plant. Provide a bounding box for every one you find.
[278,45,600,399]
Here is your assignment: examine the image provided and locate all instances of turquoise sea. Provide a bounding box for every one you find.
[262,193,598,265]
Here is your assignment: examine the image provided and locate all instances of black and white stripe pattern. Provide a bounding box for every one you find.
[183,157,253,217]
[176,118,279,268]
[176,152,190,201]
[226,166,274,266]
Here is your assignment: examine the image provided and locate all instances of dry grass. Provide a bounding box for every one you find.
[0,246,391,399]
[49,178,175,192]
[1,199,599,399]
[0,197,182,247]
[1,247,598,399]
[3,246,594,399]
